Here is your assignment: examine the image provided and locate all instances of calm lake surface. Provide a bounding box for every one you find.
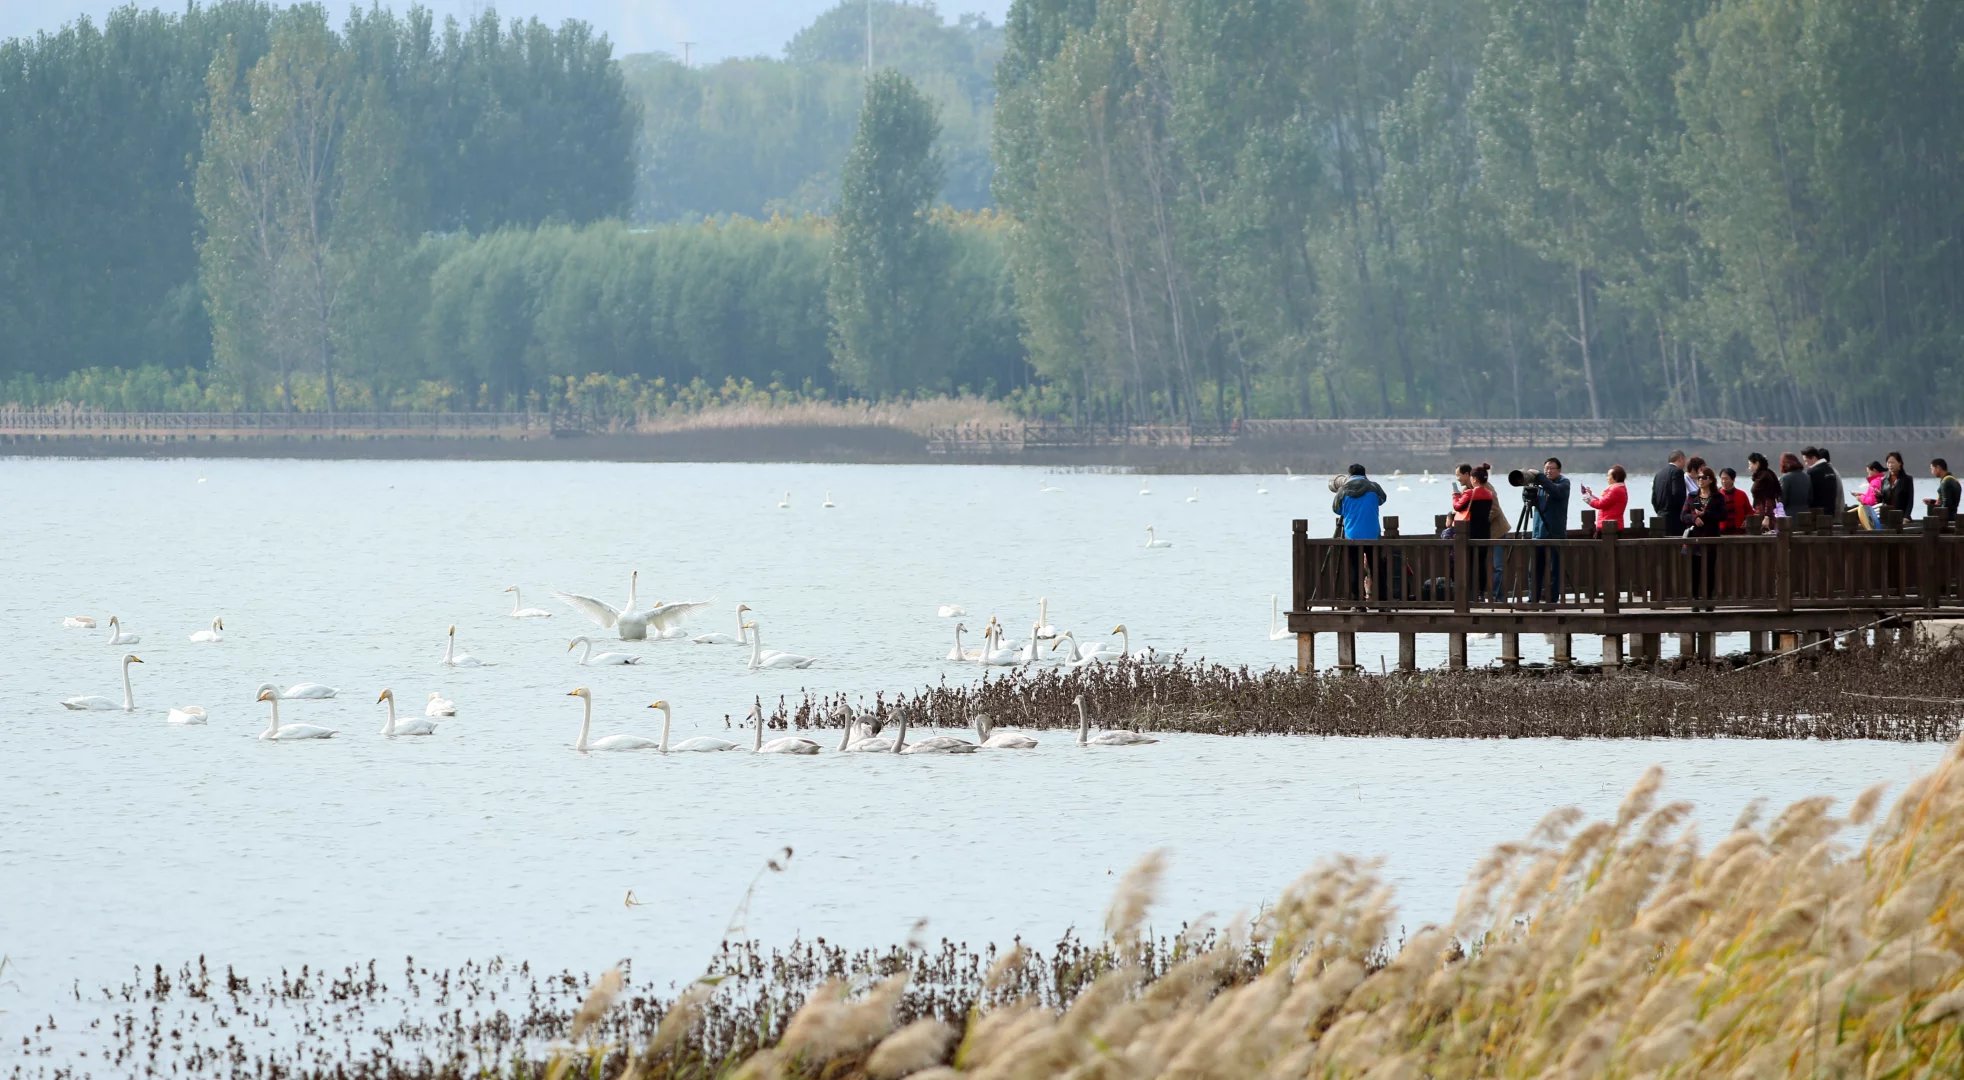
[0,459,1941,1044]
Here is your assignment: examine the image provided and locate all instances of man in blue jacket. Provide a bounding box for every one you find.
[1332,463,1387,602]
[1530,457,1571,604]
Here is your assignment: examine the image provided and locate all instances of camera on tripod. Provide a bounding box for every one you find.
[1508,467,1544,502]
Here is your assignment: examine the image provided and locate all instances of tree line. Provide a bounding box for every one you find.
[2,0,1961,423]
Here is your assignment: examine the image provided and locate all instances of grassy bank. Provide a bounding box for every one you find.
[19,738,1964,1077]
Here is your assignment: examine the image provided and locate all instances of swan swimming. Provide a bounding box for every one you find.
[750,703,822,754]
[835,705,892,752]
[105,616,141,645]
[745,621,815,670]
[1144,526,1173,549]
[189,617,224,643]
[822,491,836,508]
[1050,630,1118,666]
[1255,479,1270,495]
[256,681,338,700]
[1269,595,1292,641]
[557,571,704,642]
[777,491,790,509]
[1039,480,1063,494]
[443,624,489,667]
[256,688,337,741]
[975,713,1037,749]
[426,692,457,717]
[1034,597,1058,640]
[1285,467,1309,483]
[376,689,438,736]
[647,699,741,752]
[1139,479,1152,496]
[61,653,143,711]
[566,687,658,752]
[504,586,553,618]
[1075,694,1157,746]
[945,622,985,662]
[937,604,967,618]
[1186,488,1199,503]
[568,636,642,666]
[691,604,751,645]
[892,707,978,754]
[63,615,97,629]
[166,705,208,726]
[1016,622,1045,665]
[976,624,1024,667]
[1110,622,1160,660]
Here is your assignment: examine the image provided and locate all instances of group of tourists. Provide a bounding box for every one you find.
[1327,448,1964,605]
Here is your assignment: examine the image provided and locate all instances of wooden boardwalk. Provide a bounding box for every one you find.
[1286,507,1964,671]
[0,408,551,442]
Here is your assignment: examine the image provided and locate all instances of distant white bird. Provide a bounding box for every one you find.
[256,689,336,741]
[833,706,892,752]
[1050,631,1119,666]
[61,654,142,712]
[1285,467,1310,483]
[256,681,338,700]
[166,705,208,726]
[1034,597,1058,640]
[1075,694,1157,746]
[504,586,553,618]
[566,687,657,752]
[1269,595,1292,641]
[189,617,224,643]
[105,615,141,645]
[1186,488,1199,503]
[750,703,822,754]
[1420,469,1440,485]
[1255,479,1270,495]
[822,491,836,508]
[945,622,984,662]
[777,491,790,509]
[1144,526,1173,549]
[1396,483,1412,493]
[557,571,705,642]
[425,692,457,717]
[1139,479,1153,496]
[937,603,967,618]
[443,624,489,668]
[892,707,978,754]
[975,714,1037,749]
[977,624,1024,666]
[568,636,641,666]
[691,604,752,645]
[62,615,96,629]
[1039,480,1063,494]
[647,699,741,752]
[745,621,814,669]
[376,689,438,736]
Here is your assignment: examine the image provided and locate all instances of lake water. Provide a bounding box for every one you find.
[0,459,1943,1053]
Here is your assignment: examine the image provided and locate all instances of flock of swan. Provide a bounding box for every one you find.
[52,575,1167,751]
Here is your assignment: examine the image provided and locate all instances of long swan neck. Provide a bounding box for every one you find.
[122,659,135,710]
[443,631,455,664]
[892,712,908,753]
[267,696,280,735]
[510,590,521,614]
[383,696,397,735]
[753,714,763,751]
[576,638,591,663]
[658,705,671,753]
[576,697,591,751]
[1121,628,1131,657]
[1077,700,1089,744]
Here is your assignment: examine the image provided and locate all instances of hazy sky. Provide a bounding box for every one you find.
[1,0,1012,63]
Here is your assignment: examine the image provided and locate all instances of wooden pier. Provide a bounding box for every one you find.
[0,407,551,443]
[1286,508,1964,672]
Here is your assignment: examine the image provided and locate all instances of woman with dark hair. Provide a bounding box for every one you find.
[1855,461,1886,530]
[1452,463,1496,598]
[1581,465,1628,534]
[1880,452,1916,519]
[1778,452,1810,520]
[1680,467,1728,607]
[1747,452,1781,528]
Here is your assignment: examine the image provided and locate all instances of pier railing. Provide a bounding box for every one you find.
[0,407,550,440]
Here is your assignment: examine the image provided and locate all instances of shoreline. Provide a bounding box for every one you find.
[4,424,1952,472]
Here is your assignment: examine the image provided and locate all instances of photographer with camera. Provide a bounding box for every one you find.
[1511,458,1570,605]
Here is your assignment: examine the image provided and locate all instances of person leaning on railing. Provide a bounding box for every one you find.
[1928,458,1962,517]
[1452,465,1497,599]
[1580,465,1628,534]
[1880,452,1916,520]
[1681,467,1729,609]
[1747,452,1781,529]
[1528,457,1570,603]
[1716,468,1753,533]
[1778,452,1810,520]
[1332,463,1388,604]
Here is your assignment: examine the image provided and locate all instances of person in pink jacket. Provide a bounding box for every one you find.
[1855,460,1886,530]
[1580,465,1629,533]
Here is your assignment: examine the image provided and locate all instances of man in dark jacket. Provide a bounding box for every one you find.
[1652,451,1686,533]
[1332,464,1387,602]
[1529,457,1571,603]
[1804,447,1845,517]
[1930,458,1962,516]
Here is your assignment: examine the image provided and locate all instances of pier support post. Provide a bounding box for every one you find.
[1397,633,1416,672]
[1696,633,1717,663]
[1500,633,1521,668]
[1552,634,1573,667]
[1775,631,1800,673]
[1638,633,1661,667]
[1337,632,1358,674]
[1601,635,1623,668]
[1296,632,1315,674]
[1748,630,1771,657]
[1448,633,1468,670]
[1675,632,1696,660]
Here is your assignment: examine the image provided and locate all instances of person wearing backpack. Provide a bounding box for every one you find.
[1331,463,1387,602]
[1928,458,1962,516]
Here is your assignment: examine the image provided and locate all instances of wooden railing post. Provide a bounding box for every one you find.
[1291,519,1310,613]
[1775,517,1794,614]
[1601,522,1620,616]
[1453,528,1471,615]
[1921,517,1943,610]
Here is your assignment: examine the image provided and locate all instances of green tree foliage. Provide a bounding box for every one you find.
[829,71,951,396]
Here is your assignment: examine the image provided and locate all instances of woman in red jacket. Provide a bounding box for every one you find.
[1451,464,1497,598]
[1580,465,1629,533]
[1717,468,1754,534]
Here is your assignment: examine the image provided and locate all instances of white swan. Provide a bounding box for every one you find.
[745,621,814,670]
[1110,623,1157,660]
[166,705,207,726]
[1016,622,1044,665]
[647,700,742,752]
[63,615,97,629]
[1396,482,1412,493]
[777,491,790,509]
[1035,597,1058,640]
[556,571,704,642]
[835,706,892,752]
[256,688,336,741]
[566,687,658,752]
[937,604,967,618]
[189,617,224,643]
[1050,630,1118,666]
[1269,595,1292,641]
[443,624,489,667]
[1420,469,1439,485]
[1186,488,1199,503]
[1039,480,1063,494]
[568,636,642,666]
[945,622,986,662]
[975,713,1037,749]
[1139,479,1153,496]
[257,681,338,700]
[892,707,978,755]
[1256,479,1270,495]
[426,692,457,717]
[1075,694,1157,746]
[377,689,438,736]
[691,604,752,645]
[105,615,141,645]
[751,703,822,754]
[1138,644,1175,666]
[822,491,836,508]
[61,654,142,711]
[1285,467,1309,483]
[977,624,1024,667]
[504,586,553,618]
[1144,526,1173,549]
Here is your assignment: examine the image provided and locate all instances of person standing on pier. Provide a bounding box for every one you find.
[1652,450,1687,533]
[1332,463,1387,602]
[1529,458,1570,603]
[1681,467,1728,608]
[1880,452,1916,520]
[1581,465,1628,534]
[1452,465,1496,599]
[1804,447,1845,518]
[1929,459,1961,516]
[1779,452,1811,520]
[1717,468,1753,533]
[1747,452,1781,529]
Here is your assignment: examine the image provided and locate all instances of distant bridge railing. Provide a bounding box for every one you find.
[0,407,552,440]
